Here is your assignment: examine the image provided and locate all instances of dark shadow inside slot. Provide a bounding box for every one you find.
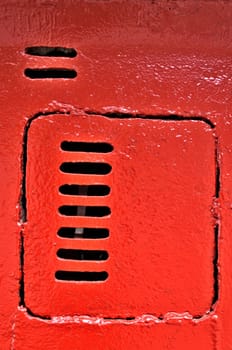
[57,227,109,239]
[58,205,111,217]
[24,68,77,79]
[61,141,113,153]
[59,184,110,196]
[55,270,108,281]
[60,162,112,175]
[57,249,108,261]
[25,46,77,57]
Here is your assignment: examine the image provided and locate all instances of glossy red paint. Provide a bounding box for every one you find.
[24,114,215,317]
[0,1,232,349]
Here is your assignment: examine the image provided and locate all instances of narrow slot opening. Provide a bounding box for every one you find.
[24,68,77,79]
[58,205,111,217]
[59,184,110,196]
[57,227,109,239]
[60,162,112,175]
[25,46,77,57]
[61,141,113,153]
[55,270,108,281]
[57,249,108,261]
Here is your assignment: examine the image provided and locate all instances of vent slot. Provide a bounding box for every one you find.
[57,227,109,239]
[56,140,112,284]
[57,249,108,261]
[59,205,111,217]
[59,184,110,196]
[25,46,77,57]
[60,162,112,175]
[24,68,77,79]
[55,270,108,281]
[61,141,113,153]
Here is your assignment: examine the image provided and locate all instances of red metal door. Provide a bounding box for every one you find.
[0,1,232,349]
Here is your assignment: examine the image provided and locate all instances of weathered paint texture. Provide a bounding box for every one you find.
[0,1,232,349]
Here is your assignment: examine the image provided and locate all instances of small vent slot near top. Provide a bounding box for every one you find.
[61,141,113,153]
[25,46,77,57]
[24,68,77,79]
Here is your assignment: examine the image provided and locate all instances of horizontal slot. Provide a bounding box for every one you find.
[55,270,108,281]
[59,184,110,196]
[57,249,108,261]
[58,205,111,217]
[57,227,109,239]
[24,68,77,79]
[60,162,112,175]
[61,141,113,153]
[25,46,77,57]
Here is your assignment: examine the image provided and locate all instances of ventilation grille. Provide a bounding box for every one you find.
[24,46,77,79]
[56,141,113,282]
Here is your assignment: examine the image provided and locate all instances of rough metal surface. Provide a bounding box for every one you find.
[0,0,231,349]
[24,114,215,317]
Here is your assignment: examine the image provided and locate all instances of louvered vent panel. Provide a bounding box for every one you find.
[24,114,215,318]
[56,140,112,282]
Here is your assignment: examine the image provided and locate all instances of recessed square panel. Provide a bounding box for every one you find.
[24,114,215,317]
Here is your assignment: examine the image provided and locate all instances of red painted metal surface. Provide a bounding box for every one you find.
[0,1,232,349]
[25,114,215,317]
